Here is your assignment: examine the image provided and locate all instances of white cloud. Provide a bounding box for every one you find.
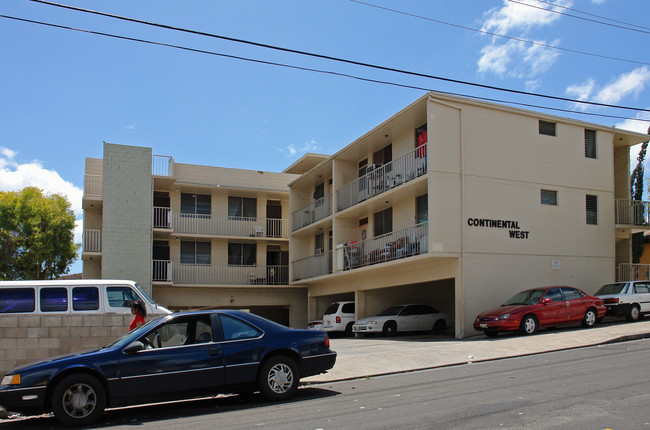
[481,0,573,35]
[566,67,650,110]
[615,111,650,135]
[477,39,558,78]
[276,139,320,157]
[592,0,606,4]
[0,147,83,245]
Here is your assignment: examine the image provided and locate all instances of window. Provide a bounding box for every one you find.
[634,284,650,294]
[341,302,355,313]
[416,194,428,223]
[539,120,556,136]
[315,233,324,254]
[228,243,256,265]
[72,287,99,311]
[544,288,563,303]
[374,207,393,237]
[373,144,392,167]
[313,183,324,200]
[0,288,35,313]
[561,287,585,301]
[541,190,557,205]
[181,241,211,264]
[585,129,597,158]
[40,287,68,312]
[141,315,213,348]
[181,193,211,215]
[586,195,598,225]
[228,196,256,218]
[107,286,140,309]
[219,314,262,340]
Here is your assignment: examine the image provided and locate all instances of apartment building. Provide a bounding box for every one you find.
[289,92,650,338]
[82,142,310,326]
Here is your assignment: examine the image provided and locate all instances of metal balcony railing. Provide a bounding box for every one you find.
[615,199,650,226]
[152,154,173,177]
[292,193,332,231]
[83,229,101,253]
[172,213,288,238]
[336,144,427,212]
[617,264,650,282]
[338,222,428,271]
[84,174,102,198]
[153,260,172,282]
[172,263,289,285]
[291,250,333,281]
[153,207,172,229]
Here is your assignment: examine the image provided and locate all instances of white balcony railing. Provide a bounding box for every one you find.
[83,229,101,253]
[152,154,173,177]
[153,207,172,229]
[172,213,288,238]
[616,199,650,226]
[337,144,427,212]
[84,174,102,198]
[617,264,650,282]
[172,264,289,285]
[338,222,428,271]
[291,250,333,281]
[292,193,332,231]
[153,260,172,282]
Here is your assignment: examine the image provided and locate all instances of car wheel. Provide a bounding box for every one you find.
[345,322,354,337]
[519,315,537,335]
[259,355,299,402]
[626,305,640,322]
[51,373,106,427]
[484,330,499,338]
[382,321,397,337]
[433,319,446,334]
[582,308,597,327]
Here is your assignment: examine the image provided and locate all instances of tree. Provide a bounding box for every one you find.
[630,126,650,263]
[0,187,79,280]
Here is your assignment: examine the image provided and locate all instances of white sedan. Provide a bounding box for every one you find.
[352,304,453,336]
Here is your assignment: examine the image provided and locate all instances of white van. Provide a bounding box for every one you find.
[0,279,171,315]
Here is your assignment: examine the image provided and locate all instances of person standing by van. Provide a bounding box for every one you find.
[129,300,147,330]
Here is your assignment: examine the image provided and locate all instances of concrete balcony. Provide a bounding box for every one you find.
[291,250,333,282]
[616,199,650,228]
[82,174,102,209]
[336,144,427,212]
[292,193,332,232]
[171,212,288,239]
[617,264,650,282]
[82,229,101,260]
[171,263,289,286]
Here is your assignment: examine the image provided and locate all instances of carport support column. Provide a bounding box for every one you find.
[355,290,366,319]
[308,293,318,323]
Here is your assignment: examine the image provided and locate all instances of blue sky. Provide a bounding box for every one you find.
[1,0,649,274]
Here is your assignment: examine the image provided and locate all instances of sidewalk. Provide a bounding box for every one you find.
[304,320,650,383]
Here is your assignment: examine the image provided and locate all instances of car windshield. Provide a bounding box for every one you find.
[502,289,545,306]
[595,283,626,295]
[324,303,340,315]
[377,305,405,316]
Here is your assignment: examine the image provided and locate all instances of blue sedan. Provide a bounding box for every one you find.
[0,310,336,426]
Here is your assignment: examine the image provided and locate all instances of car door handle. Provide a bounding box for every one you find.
[209,348,222,357]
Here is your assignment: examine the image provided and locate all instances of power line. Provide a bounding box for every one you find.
[25,0,650,114]
[2,13,648,124]
[526,0,650,31]
[506,0,650,35]
[350,0,650,67]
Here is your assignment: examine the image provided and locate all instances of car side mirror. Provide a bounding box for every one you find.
[542,298,552,305]
[123,341,145,354]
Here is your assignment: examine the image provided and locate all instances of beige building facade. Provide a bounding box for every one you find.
[288,92,650,338]
[82,142,307,326]
[83,93,649,337]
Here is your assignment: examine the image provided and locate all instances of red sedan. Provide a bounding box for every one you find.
[473,286,606,337]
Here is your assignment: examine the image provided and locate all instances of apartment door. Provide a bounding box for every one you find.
[266,200,282,238]
[266,246,288,284]
[153,241,170,281]
[153,191,171,228]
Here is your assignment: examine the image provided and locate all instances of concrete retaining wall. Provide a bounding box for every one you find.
[0,314,135,377]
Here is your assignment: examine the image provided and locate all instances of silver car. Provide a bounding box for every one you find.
[595,281,650,321]
[352,304,453,336]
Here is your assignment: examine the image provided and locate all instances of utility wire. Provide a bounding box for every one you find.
[350,0,650,67]
[506,0,650,35]
[2,13,648,124]
[530,0,650,31]
[26,0,650,114]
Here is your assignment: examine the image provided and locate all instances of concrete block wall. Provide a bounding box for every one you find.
[0,314,133,377]
[102,143,154,295]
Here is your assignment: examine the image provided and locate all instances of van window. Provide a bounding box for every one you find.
[72,287,99,311]
[107,286,140,309]
[0,288,35,313]
[40,287,68,312]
